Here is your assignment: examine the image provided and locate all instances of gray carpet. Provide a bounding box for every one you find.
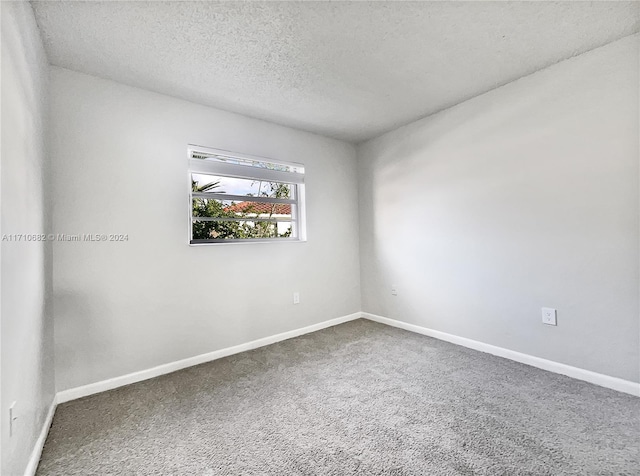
[37,319,639,475]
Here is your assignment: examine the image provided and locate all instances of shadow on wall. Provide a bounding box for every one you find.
[54,290,115,391]
[359,35,640,381]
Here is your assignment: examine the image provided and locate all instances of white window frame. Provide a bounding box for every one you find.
[188,145,306,245]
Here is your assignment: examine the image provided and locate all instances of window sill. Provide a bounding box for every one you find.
[189,238,306,246]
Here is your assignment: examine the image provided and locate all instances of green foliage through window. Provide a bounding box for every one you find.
[191,179,293,240]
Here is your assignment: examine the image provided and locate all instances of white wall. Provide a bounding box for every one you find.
[1,2,55,475]
[50,67,361,392]
[357,34,639,382]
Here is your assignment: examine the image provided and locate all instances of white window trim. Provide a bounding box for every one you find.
[188,145,306,245]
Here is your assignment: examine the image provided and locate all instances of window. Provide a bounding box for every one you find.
[188,146,306,244]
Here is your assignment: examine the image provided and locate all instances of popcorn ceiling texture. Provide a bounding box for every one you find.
[32,1,639,143]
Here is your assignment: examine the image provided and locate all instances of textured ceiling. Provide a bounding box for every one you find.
[32,1,639,143]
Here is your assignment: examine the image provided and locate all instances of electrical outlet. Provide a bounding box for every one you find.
[293,292,300,304]
[542,308,557,326]
[9,402,17,437]
[391,285,398,296]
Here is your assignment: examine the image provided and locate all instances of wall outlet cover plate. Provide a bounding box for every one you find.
[542,307,557,326]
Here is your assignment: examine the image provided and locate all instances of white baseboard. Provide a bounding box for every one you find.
[363,312,640,397]
[24,396,57,476]
[55,310,639,405]
[29,310,636,475]
[56,312,362,404]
